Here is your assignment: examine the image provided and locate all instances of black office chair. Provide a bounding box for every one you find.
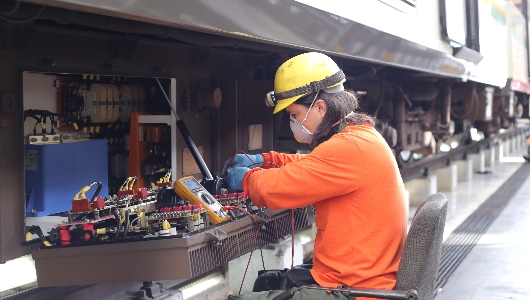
[274,193,448,300]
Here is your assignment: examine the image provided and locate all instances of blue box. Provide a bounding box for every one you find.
[25,140,108,217]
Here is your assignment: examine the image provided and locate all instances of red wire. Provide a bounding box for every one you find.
[291,209,295,269]
[239,250,254,295]
[230,206,259,239]
[222,157,261,294]
[224,205,260,294]
[222,153,237,178]
[225,207,297,291]
[224,150,278,178]
[223,150,258,179]
[223,154,295,293]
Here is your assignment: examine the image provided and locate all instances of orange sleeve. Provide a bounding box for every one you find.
[244,135,365,209]
[261,152,306,168]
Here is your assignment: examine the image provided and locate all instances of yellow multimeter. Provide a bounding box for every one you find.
[174,176,230,224]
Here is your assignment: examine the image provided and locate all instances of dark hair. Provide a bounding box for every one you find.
[294,90,375,148]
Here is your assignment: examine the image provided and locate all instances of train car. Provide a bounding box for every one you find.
[0,0,529,298]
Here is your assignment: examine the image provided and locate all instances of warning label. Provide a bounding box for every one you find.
[24,150,38,171]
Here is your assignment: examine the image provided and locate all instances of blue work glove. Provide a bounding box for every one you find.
[222,154,262,175]
[226,166,251,192]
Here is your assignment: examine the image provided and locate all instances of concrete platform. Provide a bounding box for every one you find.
[436,165,530,299]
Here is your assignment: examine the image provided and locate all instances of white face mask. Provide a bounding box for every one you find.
[290,115,314,143]
[290,108,356,144]
[290,93,319,144]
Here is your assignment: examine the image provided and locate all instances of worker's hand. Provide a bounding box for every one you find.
[225,166,251,191]
[222,154,262,175]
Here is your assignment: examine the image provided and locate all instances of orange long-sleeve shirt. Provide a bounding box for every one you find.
[242,123,407,294]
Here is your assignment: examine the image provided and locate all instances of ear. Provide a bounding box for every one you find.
[315,99,327,116]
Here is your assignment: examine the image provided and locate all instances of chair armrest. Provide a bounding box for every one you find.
[275,285,418,300]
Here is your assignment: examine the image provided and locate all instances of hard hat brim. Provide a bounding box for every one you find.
[271,80,345,114]
[272,95,305,114]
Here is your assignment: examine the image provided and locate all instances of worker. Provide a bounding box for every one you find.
[224,52,407,300]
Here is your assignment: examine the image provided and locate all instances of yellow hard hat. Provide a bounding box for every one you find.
[265,52,346,114]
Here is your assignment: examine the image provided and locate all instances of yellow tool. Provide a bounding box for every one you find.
[174,176,229,224]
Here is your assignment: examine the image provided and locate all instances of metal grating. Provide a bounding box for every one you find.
[272,214,292,239]
[189,234,239,277]
[238,227,266,255]
[294,208,310,229]
[435,163,530,293]
[189,207,311,277]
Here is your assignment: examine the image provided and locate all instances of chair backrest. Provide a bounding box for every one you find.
[394,193,448,300]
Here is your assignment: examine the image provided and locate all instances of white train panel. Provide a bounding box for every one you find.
[468,0,509,87]
[297,0,453,55]
[506,1,530,91]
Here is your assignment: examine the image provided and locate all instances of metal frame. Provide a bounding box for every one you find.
[399,127,530,182]
[32,207,312,286]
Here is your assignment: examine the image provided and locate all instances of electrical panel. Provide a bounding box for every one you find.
[20,73,310,287]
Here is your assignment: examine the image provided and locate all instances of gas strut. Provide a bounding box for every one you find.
[155,78,226,195]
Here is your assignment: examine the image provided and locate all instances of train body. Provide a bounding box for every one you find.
[0,0,529,291]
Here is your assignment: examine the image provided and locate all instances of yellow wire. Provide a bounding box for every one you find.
[128,177,137,190]
[74,186,90,200]
[162,220,171,230]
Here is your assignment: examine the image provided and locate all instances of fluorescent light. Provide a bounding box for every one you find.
[181,272,224,299]
[0,255,37,293]
[440,143,451,152]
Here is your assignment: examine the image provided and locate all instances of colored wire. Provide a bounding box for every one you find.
[224,205,260,294]
[130,217,140,227]
[237,150,260,169]
[25,110,81,134]
[222,153,237,178]
[89,181,103,203]
[24,114,42,136]
[248,155,294,269]
[239,250,254,295]
[224,150,259,178]
[49,114,55,134]
[259,248,266,271]
[225,150,297,284]
[223,206,259,239]
[223,150,279,179]
[291,209,295,269]
[238,150,280,168]
[247,162,280,169]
